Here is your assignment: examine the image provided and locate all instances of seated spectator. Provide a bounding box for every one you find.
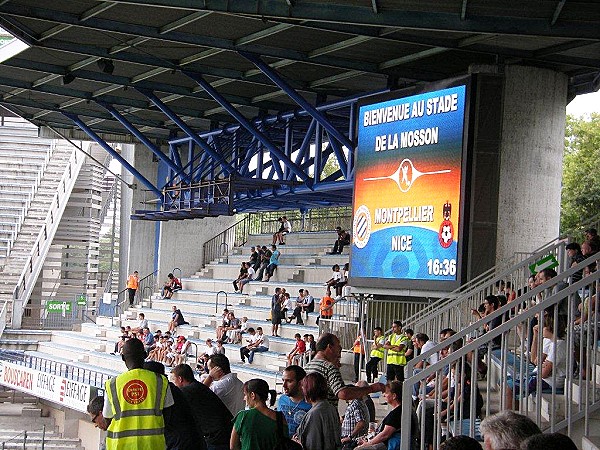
[264,244,280,282]
[222,312,241,343]
[240,327,269,364]
[203,354,245,416]
[287,289,314,325]
[231,379,281,450]
[443,363,484,440]
[295,372,341,450]
[232,262,248,293]
[238,263,255,294]
[248,246,259,271]
[439,436,482,450]
[505,314,566,409]
[281,292,293,321]
[215,338,226,355]
[162,273,182,299]
[168,305,188,334]
[325,264,342,291]
[147,334,166,361]
[480,411,541,450]
[585,228,600,253]
[355,381,418,450]
[131,312,148,333]
[141,327,155,353]
[165,335,190,366]
[217,311,233,340]
[329,226,351,255]
[112,327,129,354]
[272,216,291,245]
[287,333,307,365]
[304,334,317,359]
[337,262,349,297]
[277,365,311,438]
[341,381,370,448]
[229,316,248,344]
[520,433,578,450]
[255,245,271,282]
[197,337,217,373]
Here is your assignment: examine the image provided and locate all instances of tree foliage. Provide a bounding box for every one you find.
[561,113,600,234]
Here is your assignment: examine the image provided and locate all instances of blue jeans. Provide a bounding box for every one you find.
[249,346,268,363]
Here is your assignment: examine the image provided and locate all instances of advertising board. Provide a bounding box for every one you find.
[351,79,470,291]
[0,361,99,413]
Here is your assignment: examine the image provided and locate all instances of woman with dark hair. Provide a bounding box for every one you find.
[295,372,342,450]
[231,378,283,450]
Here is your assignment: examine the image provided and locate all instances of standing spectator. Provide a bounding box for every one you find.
[172,364,234,450]
[384,320,409,382]
[404,328,415,364]
[273,216,291,245]
[126,271,139,307]
[264,244,280,281]
[329,226,351,255]
[295,372,342,450]
[144,361,205,450]
[304,333,385,409]
[168,305,188,334]
[341,380,370,448]
[272,293,283,337]
[365,327,385,383]
[480,411,541,450]
[203,354,245,416]
[352,334,365,382]
[162,273,182,299]
[318,290,335,325]
[277,365,311,438]
[231,379,282,450]
[287,333,307,365]
[102,339,172,450]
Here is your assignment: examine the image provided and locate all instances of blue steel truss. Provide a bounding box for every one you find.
[62,66,387,220]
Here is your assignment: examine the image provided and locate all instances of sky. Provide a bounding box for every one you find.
[567,91,600,117]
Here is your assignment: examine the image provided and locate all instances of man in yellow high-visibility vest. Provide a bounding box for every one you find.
[103,338,172,450]
[384,320,409,383]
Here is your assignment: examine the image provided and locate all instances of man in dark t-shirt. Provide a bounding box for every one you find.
[172,364,233,450]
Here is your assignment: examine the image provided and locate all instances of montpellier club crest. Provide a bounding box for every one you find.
[438,201,454,248]
[123,379,148,405]
[353,205,372,249]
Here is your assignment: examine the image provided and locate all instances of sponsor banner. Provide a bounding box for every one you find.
[0,361,97,413]
[352,84,467,284]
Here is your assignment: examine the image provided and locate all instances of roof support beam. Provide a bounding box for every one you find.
[241,51,354,157]
[63,112,163,198]
[183,70,311,188]
[96,100,190,181]
[137,88,239,177]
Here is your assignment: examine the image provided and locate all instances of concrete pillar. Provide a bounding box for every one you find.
[495,66,567,263]
[119,143,156,285]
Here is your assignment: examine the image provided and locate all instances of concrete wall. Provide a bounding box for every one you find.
[496,66,567,263]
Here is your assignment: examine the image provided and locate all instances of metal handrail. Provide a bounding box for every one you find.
[202,215,249,268]
[399,251,600,449]
[403,238,568,337]
[115,269,158,311]
[0,425,46,450]
[215,291,228,314]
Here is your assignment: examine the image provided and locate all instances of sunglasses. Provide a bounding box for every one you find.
[91,413,99,423]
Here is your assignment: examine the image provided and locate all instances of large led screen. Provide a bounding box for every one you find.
[350,82,469,291]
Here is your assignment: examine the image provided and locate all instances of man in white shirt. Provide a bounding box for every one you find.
[246,326,269,364]
[203,354,245,416]
[412,333,439,399]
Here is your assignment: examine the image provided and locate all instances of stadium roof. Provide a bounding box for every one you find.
[0,0,598,143]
